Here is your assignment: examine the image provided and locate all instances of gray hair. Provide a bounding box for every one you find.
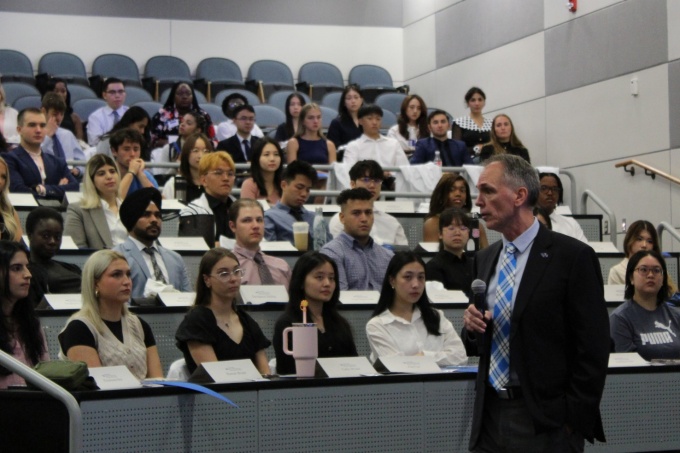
[484,154,539,206]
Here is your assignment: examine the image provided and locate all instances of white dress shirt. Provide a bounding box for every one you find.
[342,134,409,168]
[129,236,169,283]
[42,127,86,174]
[216,119,263,141]
[101,198,128,246]
[366,306,467,366]
[88,105,129,145]
[328,209,408,246]
[387,124,418,152]
[549,211,588,243]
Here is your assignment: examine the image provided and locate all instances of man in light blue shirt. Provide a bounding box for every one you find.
[320,188,393,290]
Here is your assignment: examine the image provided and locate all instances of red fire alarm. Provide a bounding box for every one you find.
[567,0,577,13]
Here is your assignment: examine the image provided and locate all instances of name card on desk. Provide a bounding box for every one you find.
[304,204,340,213]
[161,199,187,210]
[259,241,298,252]
[159,236,209,251]
[589,242,619,253]
[609,352,649,368]
[374,356,442,374]
[9,193,38,207]
[65,192,83,204]
[317,357,377,378]
[89,365,142,390]
[44,293,82,310]
[158,292,196,307]
[339,290,380,305]
[428,289,468,304]
[604,285,625,302]
[194,359,264,383]
[374,201,414,213]
[240,285,288,304]
[418,242,439,253]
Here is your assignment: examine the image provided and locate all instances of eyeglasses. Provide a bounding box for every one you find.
[357,177,383,185]
[236,116,256,122]
[635,266,663,276]
[540,185,562,194]
[206,170,236,178]
[444,225,469,233]
[210,269,244,281]
[105,90,125,95]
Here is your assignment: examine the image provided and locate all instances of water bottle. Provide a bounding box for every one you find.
[433,150,442,167]
[175,175,187,204]
[313,207,327,250]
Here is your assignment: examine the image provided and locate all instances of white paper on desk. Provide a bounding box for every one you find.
[159,236,209,251]
[339,290,380,304]
[89,365,142,390]
[259,241,298,252]
[428,289,468,304]
[604,285,626,302]
[161,199,187,210]
[317,357,376,378]
[158,292,196,307]
[257,199,270,211]
[416,202,429,214]
[608,352,649,368]
[589,242,619,253]
[65,192,83,204]
[202,359,264,383]
[9,193,38,207]
[240,285,288,304]
[418,242,439,253]
[44,293,82,310]
[304,204,340,213]
[375,356,442,374]
[374,201,414,213]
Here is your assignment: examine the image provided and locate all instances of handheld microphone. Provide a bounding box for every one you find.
[471,279,487,314]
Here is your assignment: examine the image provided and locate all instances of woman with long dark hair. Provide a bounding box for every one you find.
[150,82,214,148]
[46,78,84,141]
[366,251,466,366]
[151,111,207,183]
[0,241,48,388]
[96,106,151,160]
[327,85,364,149]
[240,137,283,205]
[273,252,357,375]
[387,94,429,156]
[161,132,213,203]
[452,87,492,159]
[274,92,306,144]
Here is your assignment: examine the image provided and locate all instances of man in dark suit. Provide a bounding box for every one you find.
[410,110,473,166]
[6,108,78,200]
[216,104,259,164]
[462,154,609,452]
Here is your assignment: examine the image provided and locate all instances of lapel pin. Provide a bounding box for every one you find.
[541,252,548,258]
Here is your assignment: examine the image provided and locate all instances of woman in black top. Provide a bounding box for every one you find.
[327,85,364,149]
[451,87,492,159]
[479,114,530,163]
[176,248,271,374]
[274,92,306,143]
[273,252,358,375]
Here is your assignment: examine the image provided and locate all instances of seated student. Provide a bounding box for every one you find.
[26,207,82,306]
[342,104,409,171]
[40,93,85,179]
[425,208,474,295]
[113,188,192,298]
[6,108,78,200]
[59,250,163,380]
[410,110,472,166]
[366,251,467,366]
[327,85,364,149]
[64,154,127,249]
[328,160,407,246]
[264,160,329,245]
[216,104,260,165]
[610,250,680,360]
[239,137,283,206]
[87,77,129,146]
[274,92,305,144]
[150,82,214,148]
[320,188,393,290]
[175,248,271,375]
[286,103,337,166]
[273,252,358,375]
[179,151,237,246]
[479,114,530,164]
[215,93,264,141]
[0,241,50,388]
[96,106,151,160]
[386,94,429,156]
[229,199,291,289]
[110,128,158,199]
[536,172,587,242]
[46,78,84,141]
[609,220,658,285]
[161,132,213,204]
[0,156,24,242]
[150,111,207,183]
[533,205,553,230]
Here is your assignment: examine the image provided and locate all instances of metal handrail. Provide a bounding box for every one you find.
[0,350,82,452]
[559,169,577,214]
[615,159,680,185]
[657,222,680,250]
[580,189,617,246]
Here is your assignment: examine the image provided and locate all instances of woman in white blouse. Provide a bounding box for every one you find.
[366,251,467,366]
[386,94,429,157]
[64,155,127,249]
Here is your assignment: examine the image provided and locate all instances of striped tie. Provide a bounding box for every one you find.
[489,242,516,391]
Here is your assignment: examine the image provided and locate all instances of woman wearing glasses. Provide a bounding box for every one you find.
[175,248,271,375]
[608,220,660,285]
[610,250,680,359]
[425,208,474,296]
[536,172,588,243]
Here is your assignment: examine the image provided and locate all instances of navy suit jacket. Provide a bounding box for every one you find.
[6,146,78,199]
[409,137,472,166]
[462,225,609,449]
[216,135,260,164]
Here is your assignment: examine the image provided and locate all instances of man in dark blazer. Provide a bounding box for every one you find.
[462,154,609,452]
[410,110,473,166]
[216,104,260,164]
[6,108,78,200]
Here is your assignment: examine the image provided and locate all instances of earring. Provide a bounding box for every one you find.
[95,289,100,298]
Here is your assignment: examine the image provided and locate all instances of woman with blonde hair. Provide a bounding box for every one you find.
[0,157,23,241]
[479,114,530,163]
[59,250,163,379]
[286,103,337,165]
[64,154,127,249]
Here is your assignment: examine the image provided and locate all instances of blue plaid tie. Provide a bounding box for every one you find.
[489,242,516,391]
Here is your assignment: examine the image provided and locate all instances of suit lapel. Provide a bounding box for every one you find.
[18,148,42,182]
[126,239,153,279]
[89,207,113,247]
